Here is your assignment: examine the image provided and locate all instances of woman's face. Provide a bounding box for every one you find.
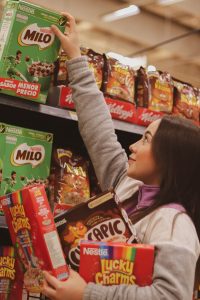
[127,119,161,185]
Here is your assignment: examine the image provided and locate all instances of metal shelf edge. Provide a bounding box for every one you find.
[0,95,144,135]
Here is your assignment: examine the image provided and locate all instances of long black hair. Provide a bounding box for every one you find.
[130,115,200,240]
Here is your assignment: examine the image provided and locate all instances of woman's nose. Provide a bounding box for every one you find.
[129,143,136,153]
[129,139,141,152]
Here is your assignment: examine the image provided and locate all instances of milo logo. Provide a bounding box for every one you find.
[11,143,45,168]
[19,23,55,50]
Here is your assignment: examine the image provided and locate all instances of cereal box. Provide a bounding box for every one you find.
[0,122,53,199]
[0,246,23,299]
[0,0,67,103]
[0,185,69,293]
[52,148,90,206]
[55,190,134,271]
[79,241,154,287]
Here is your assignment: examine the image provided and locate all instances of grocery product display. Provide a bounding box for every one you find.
[0,0,66,103]
[51,49,200,127]
[51,148,90,206]
[0,60,199,300]
[0,1,199,300]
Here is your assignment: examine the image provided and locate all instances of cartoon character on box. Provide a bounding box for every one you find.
[3,170,17,194]
[64,222,87,248]
[4,50,28,81]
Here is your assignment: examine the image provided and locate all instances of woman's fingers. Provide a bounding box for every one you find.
[69,268,79,277]
[52,11,81,59]
[43,271,60,289]
[51,25,66,42]
[42,286,56,299]
[61,12,77,34]
[42,278,57,299]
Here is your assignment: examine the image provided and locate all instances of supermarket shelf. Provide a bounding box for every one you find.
[113,119,145,135]
[0,215,7,228]
[0,93,145,135]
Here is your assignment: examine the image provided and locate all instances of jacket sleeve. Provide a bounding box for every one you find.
[83,242,197,300]
[83,210,199,300]
[67,56,139,194]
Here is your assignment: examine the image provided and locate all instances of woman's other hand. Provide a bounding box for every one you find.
[42,269,87,300]
[51,12,81,60]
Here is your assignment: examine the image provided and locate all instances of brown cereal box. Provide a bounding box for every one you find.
[54,190,134,271]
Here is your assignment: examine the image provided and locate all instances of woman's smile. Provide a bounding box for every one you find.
[128,157,136,164]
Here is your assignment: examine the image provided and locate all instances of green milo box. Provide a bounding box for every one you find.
[0,0,67,103]
[0,122,53,214]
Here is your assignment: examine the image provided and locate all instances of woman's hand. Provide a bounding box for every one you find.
[51,12,81,60]
[42,269,87,300]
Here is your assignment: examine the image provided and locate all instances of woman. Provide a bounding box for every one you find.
[42,12,200,300]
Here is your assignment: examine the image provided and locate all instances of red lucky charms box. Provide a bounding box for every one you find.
[79,240,155,286]
[0,185,69,293]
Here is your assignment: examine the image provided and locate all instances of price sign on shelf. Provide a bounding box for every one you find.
[68,111,78,121]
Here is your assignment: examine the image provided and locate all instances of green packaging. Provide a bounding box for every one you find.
[0,0,66,103]
[0,122,53,202]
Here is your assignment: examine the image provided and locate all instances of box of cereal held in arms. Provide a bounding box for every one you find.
[0,122,53,201]
[0,185,69,293]
[79,241,155,287]
[55,190,135,271]
[0,0,67,103]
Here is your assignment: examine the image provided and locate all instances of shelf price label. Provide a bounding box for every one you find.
[68,111,78,121]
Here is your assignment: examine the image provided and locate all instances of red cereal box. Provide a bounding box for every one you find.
[0,246,23,300]
[0,185,69,293]
[79,241,154,286]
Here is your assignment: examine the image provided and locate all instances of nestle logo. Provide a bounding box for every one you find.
[83,247,108,256]
[19,4,35,14]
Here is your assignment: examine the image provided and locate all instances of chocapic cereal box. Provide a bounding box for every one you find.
[0,122,53,200]
[0,0,67,103]
[55,190,135,271]
[0,185,69,293]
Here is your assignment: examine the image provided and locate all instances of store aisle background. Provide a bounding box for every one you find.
[0,0,199,87]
